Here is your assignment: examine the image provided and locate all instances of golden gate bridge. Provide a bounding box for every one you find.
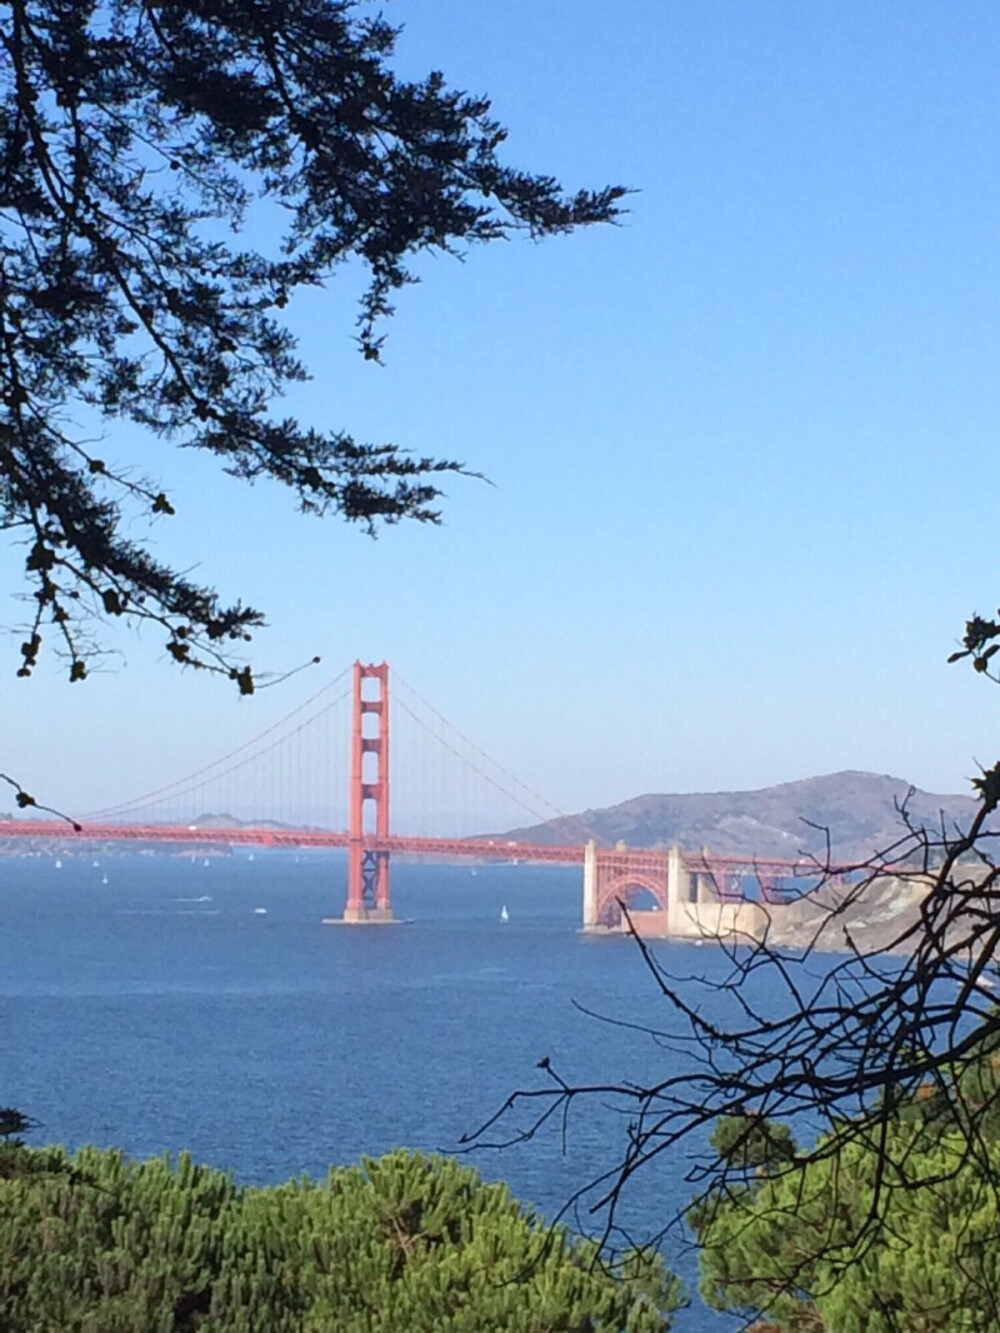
[0,662,834,935]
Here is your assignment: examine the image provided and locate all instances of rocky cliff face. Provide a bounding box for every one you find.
[505,770,982,862]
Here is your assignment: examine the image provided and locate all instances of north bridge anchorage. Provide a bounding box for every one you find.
[0,661,837,937]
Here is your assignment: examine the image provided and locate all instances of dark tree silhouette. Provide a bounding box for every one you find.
[0,0,624,689]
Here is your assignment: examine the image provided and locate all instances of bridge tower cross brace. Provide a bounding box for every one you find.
[345,660,393,923]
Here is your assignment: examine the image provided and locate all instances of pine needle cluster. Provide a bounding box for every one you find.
[0,1143,683,1331]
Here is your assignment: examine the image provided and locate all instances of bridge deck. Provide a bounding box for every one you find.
[0,821,827,876]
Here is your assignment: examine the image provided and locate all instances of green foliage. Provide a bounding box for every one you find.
[0,1144,684,1331]
[692,1095,1000,1331]
[710,1115,797,1173]
[0,0,624,684]
[0,1107,39,1180]
[0,1107,35,1143]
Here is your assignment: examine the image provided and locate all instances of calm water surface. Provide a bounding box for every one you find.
[2,851,750,1330]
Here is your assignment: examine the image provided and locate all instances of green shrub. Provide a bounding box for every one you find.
[0,1145,684,1332]
[692,1109,1000,1331]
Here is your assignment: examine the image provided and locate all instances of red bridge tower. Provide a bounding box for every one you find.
[344,660,394,923]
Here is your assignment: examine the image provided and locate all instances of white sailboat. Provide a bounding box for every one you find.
[500,904,509,922]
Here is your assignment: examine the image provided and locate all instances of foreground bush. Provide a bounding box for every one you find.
[0,1145,683,1331]
[691,1056,1000,1333]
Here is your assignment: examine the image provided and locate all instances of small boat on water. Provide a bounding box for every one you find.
[253,907,267,915]
[54,859,62,870]
[500,904,509,923]
[101,875,108,885]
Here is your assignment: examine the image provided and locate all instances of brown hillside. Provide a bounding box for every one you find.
[504,770,982,862]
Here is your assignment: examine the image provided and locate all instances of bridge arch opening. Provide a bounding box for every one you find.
[599,873,668,927]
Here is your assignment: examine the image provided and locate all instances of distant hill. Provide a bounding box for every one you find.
[188,813,297,831]
[503,771,984,862]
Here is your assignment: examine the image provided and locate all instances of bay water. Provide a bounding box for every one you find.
[1,850,748,1330]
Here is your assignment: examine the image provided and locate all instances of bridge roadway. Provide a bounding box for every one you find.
[0,819,822,879]
[0,819,584,860]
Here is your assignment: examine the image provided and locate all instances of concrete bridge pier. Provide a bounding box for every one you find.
[583,840,598,928]
[666,843,689,936]
[580,839,769,941]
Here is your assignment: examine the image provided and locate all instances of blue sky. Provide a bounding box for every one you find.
[5,0,1000,821]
